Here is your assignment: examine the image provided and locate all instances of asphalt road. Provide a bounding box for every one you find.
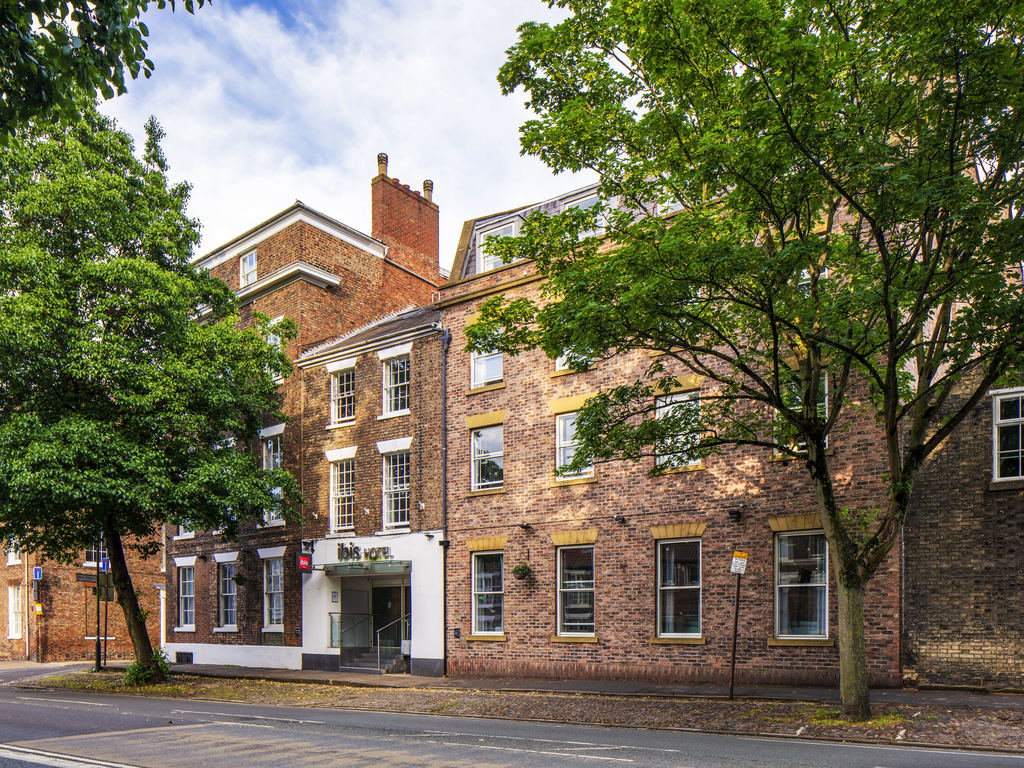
[0,682,1021,767]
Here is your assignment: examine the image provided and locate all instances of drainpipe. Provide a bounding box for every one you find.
[440,327,451,676]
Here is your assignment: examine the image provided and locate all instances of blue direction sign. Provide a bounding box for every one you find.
[100,558,110,573]
[32,566,42,581]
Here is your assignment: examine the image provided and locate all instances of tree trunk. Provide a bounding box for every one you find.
[102,518,165,684]
[836,579,870,721]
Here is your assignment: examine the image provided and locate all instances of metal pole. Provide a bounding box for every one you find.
[103,582,109,667]
[728,573,741,699]
[94,557,101,672]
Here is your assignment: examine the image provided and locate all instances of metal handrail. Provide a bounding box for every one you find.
[376,613,410,672]
[333,613,373,668]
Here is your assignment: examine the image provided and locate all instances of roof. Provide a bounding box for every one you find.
[300,306,440,363]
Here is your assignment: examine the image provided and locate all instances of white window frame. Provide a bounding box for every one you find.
[7,585,22,640]
[654,390,702,467]
[330,368,356,424]
[470,349,503,389]
[993,388,1024,480]
[263,557,284,630]
[262,433,285,525]
[382,451,411,529]
[330,459,355,532]
[557,545,595,636]
[83,538,108,566]
[471,424,504,491]
[476,222,516,273]
[777,373,829,453]
[555,412,593,479]
[177,566,195,630]
[381,355,411,417]
[218,561,237,629]
[656,538,701,638]
[565,193,604,238]
[239,250,257,287]
[6,543,21,566]
[471,551,504,636]
[774,530,829,639]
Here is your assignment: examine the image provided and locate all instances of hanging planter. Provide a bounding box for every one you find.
[511,562,532,581]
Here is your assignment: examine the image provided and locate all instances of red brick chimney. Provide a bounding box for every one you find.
[371,153,442,284]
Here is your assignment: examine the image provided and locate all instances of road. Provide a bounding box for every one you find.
[0,677,1021,767]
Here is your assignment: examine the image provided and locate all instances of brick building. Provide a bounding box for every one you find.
[903,386,1024,689]
[295,306,445,674]
[0,538,162,663]
[437,184,903,687]
[164,155,445,670]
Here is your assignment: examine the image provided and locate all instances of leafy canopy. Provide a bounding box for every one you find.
[0,102,298,560]
[471,0,1024,580]
[0,0,206,135]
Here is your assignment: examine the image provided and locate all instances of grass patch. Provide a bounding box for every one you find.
[807,708,907,727]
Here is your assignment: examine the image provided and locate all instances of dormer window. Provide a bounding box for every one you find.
[240,251,258,288]
[476,223,516,274]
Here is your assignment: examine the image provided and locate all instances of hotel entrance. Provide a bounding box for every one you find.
[327,561,411,673]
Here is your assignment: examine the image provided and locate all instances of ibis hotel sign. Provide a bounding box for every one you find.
[337,543,392,562]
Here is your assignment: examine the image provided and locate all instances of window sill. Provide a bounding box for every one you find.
[770,448,833,463]
[467,633,508,642]
[7,634,22,640]
[988,477,1024,491]
[326,420,356,431]
[262,626,284,633]
[378,526,411,535]
[467,382,505,395]
[650,636,705,645]
[172,533,195,541]
[767,637,834,647]
[173,626,195,633]
[378,409,411,421]
[213,626,238,633]
[466,488,505,498]
[661,462,706,474]
[260,519,286,528]
[550,368,587,378]
[326,530,356,538]
[549,476,597,488]
[551,635,599,644]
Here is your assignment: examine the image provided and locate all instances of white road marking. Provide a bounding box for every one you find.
[169,708,324,724]
[210,721,275,729]
[17,697,114,707]
[421,738,636,762]
[0,744,137,768]
[420,731,684,754]
[740,737,1024,760]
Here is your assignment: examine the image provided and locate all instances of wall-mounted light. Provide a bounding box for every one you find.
[518,522,532,530]
[612,514,626,524]
[728,503,744,522]
[424,532,434,540]
[418,501,426,510]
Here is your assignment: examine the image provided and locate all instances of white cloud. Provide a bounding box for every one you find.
[100,0,594,269]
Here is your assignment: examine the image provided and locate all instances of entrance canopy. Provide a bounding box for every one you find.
[326,560,411,577]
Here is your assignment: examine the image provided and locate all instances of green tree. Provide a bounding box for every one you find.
[471,0,1024,719]
[1,0,206,135]
[0,103,298,683]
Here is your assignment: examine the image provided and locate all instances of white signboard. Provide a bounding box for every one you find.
[729,551,748,576]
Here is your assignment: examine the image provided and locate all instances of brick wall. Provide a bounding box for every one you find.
[903,391,1024,690]
[371,169,442,285]
[440,266,902,687]
[0,542,161,662]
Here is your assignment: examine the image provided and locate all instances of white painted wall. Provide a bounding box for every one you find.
[163,642,302,670]
[304,530,444,662]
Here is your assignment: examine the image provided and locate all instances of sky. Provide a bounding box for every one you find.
[100,0,595,272]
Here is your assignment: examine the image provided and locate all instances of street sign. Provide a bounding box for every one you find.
[32,566,42,581]
[296,552,312,573]
[729,551,748,575]
[100,558,110,573]
[76,572,113,585]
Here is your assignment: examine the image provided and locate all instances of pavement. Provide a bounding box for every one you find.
[157,661,1024,711]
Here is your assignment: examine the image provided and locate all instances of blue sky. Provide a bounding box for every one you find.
[101,0,593,270]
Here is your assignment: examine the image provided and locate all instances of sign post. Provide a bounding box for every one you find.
[100,558,110,666]
[94,555,101,671]
[728,550,748,700]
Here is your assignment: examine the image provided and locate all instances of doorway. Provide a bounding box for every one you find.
[372,584,410,651]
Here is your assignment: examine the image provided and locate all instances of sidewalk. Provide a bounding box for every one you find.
[170,662,1024,711]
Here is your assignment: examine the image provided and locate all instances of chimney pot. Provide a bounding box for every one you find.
[377,152,388,177]
[423,179,433,202]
